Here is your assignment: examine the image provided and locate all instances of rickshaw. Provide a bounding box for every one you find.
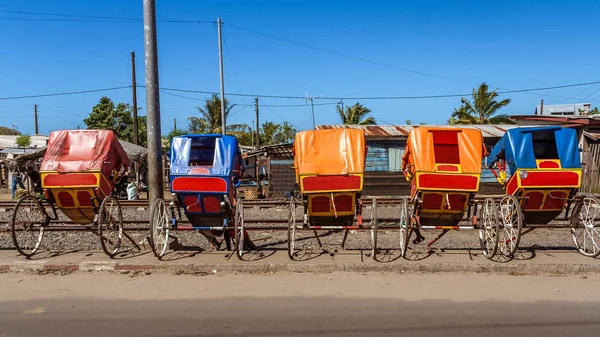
[394,127,491,258]
[288,128,367,260]
[488,126,600,258]
[149,134,255,259]
[10,130,131,257]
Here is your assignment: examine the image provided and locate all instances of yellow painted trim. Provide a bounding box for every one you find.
[435,163,462,173]
[515,169,582,190]
[299,174,364,194]
[307,192,356,217]
[414,172,481,192]
[518,189,571,212]
[420,191,472,213]
[41,171,103,189]
[535,159,562,170]
[51,188,99,209]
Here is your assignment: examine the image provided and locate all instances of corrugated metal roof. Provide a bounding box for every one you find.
[316,124,521,138]
[0,147,40,155]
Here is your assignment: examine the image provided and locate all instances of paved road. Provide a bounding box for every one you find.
[1,272,599,336]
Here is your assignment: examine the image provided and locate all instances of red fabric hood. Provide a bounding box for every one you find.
[40,130,130,174]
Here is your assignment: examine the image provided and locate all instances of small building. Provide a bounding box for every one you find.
[316,125,521,196]
[242,143,294,198]
[535,103,591,116]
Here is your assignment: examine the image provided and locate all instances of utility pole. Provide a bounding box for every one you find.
[143,0,164,202]
[131,51,139,145]
[255,97,260,149]
[34,104,38,135]
[173,118,177,131]
[308,97,316,129]
[539,99,544,115]
[217,17,226,135]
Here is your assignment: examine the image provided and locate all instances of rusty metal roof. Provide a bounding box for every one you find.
[315,124,521,138]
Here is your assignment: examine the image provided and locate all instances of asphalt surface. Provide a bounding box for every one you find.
[2,272,600,336]
[3,297,600,336]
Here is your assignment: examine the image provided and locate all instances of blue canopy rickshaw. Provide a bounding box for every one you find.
[485,126,599,258]
[148,134,255,259]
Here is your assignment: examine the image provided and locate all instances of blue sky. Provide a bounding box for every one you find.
[1,0,599,136]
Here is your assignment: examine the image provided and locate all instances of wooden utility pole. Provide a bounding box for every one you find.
[174,118,177,131]
[255,97,260,148]
[131,51,139,145]
[34,104,38,135]
[539,99,544,115]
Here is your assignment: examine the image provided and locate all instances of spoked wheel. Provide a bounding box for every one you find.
[399,197,409,258]
[11,195,47,257]
[234,198,245,260]
[98,196,123,258]
[478,198,499,259]
[287,198,297,260]
[570,196,600,258]
[370,199,378,260]
[149,198,170,258]
[497,195,523,258]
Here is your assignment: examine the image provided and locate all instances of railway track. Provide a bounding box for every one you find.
[0,197,407,211]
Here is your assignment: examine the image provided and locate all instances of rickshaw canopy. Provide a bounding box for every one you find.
[294,129,366,176]
[401,127,486,174]
[40,130,130,174]
[170,134,243,177]
[487,126,581,171]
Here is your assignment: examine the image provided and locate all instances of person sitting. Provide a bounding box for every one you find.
[26,166,42,194]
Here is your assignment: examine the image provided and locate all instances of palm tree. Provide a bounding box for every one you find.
[336,103,377,125]
[449,82,514,124]
[196,94,235,133]
[187,94,249,134]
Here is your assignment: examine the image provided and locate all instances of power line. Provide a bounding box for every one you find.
[261,101,299,129]
[0,9,213,23]
[223,22,472,86]
[0,86,130,100]
[157,80,600,101]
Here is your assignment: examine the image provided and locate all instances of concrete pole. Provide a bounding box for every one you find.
[218,18,226,135]
[143,0,164,201]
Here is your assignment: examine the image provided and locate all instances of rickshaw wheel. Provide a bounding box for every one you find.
[234,198,245,260]
[570,196,600,258]
[149,198,170,258]
[478,198,499,259]
[11,195,46,257]
[370,199,378,260]
[399,197,409,258]
[497,195,523,257]
[287,198,297,260]
[98,196,123,257]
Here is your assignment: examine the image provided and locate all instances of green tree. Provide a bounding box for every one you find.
[587,107,599,115]
[188,94,235,133]
[448,82,513,125]
[83,97,147,146]
[0,126,19,135]
[336,103,376,125]
[405,120,412,125]
[258,121,297,146]
[15,134,31,147]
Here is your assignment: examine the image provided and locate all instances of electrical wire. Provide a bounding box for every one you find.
[0,9,213,23]
[0,86,130,100]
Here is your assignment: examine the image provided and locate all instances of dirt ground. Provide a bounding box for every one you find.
[0,272,599,302]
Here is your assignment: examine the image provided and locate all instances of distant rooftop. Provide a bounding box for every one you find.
[315,124,521,138]
[535,103,591,116]
[0,135,48,150]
